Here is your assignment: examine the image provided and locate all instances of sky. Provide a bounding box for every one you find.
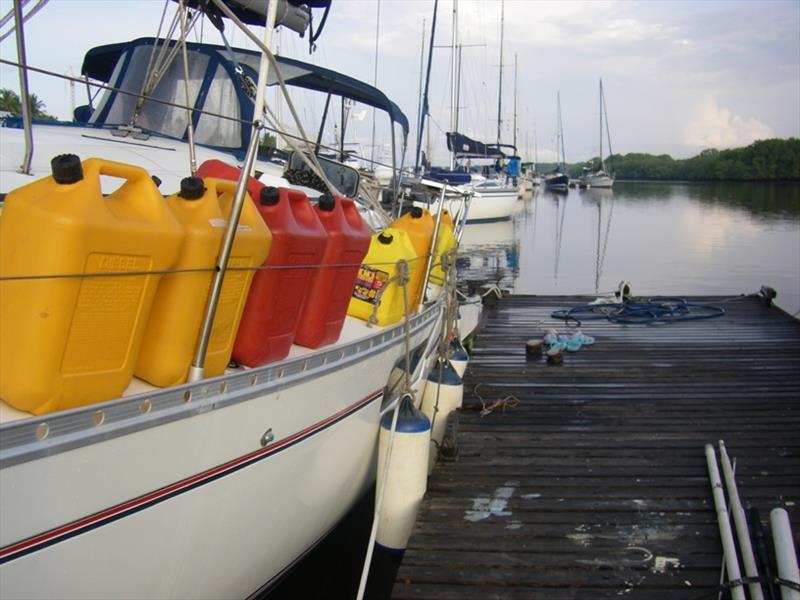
[0,0,798,166]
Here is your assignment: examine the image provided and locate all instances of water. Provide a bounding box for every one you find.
[458,181,800,316]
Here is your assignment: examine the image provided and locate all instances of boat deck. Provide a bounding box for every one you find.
[394,294,800,599]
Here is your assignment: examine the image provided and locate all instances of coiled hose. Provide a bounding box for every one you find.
[551,296,726,326]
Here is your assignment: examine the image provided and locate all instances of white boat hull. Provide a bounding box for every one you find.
[0,306,443,599]
[588,173,614,188]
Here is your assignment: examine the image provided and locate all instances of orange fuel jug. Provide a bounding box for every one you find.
[389,207,434,309]
[233,187,328,366]
[294,194,371,349]
[136,177,271,386]
[0,155,183,414]
[428,210,457,287]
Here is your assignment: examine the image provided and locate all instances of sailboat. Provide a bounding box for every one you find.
[0,2,469,598]
[587,79,614,189]
[414,0,518,223]
[544,91,569,192]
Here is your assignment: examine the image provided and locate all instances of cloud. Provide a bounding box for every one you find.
[684,99,774,149]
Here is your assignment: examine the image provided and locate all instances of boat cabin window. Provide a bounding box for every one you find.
[90,44,242,149]
[286,152,360,198]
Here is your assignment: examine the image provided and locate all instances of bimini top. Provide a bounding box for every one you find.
[82,37,409,140]
[446,132,515,159]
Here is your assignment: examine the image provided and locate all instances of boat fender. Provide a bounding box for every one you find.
[449,337,469,377]
[376,395,431,554]
[420,360,463,472]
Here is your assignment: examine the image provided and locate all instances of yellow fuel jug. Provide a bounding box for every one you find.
[0,155,183,414]
[428,210,457,287]
[389,207,434,307]
[348,228,420,326]
[136,177,271,387]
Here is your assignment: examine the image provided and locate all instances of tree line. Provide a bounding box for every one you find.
[537,138,800,181]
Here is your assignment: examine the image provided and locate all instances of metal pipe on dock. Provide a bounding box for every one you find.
[719,441,764,600]
[770,508,800,600]
[705,443,746,600]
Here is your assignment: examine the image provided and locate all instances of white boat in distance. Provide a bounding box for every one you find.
[0,3,466,598]
[586,79,615,189]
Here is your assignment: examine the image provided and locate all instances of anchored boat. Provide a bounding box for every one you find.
[0,2,472,597]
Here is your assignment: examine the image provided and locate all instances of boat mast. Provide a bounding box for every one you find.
[414,0,439,176]
[534,120,538,172]
[602,79,614,176]
[513,53,518,152]
[369,0,381,169]
[496,0,504,145]
[557,91,565,169]
[599,78,604,172]
[449,0,458,171]
[415,18,426,160]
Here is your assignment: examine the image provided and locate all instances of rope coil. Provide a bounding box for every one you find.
[551,297,726,326]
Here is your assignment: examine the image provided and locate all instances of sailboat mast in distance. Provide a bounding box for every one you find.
[599,78,604,171]
[370,0,381,167]
[450,0,458,170]
[513,53,518,151]
[496,0,504,145]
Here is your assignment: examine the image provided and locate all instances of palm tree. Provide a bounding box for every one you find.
[0,88,56,120]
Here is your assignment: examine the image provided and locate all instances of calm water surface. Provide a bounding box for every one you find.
[458,182,800,315]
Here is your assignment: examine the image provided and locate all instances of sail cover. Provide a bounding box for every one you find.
[446,132,507,158]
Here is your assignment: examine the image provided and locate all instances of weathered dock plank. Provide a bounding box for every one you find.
[394,295,800,599]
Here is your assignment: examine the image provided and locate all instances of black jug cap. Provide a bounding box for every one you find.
[51,154,83,185]
[260,186,280,205]
[151,175,163,189]
[318,193,335,212]
[179,177,205,200]
[409,206,423,218]
[378,232,393,245]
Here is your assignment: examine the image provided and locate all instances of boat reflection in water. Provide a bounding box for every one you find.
[456,218,520,295]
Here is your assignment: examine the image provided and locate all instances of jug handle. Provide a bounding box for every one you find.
[208,178,242,197]
[96,160,151,184]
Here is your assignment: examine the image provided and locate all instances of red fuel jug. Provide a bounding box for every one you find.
[295,194,372,349]
[233,187,328,366]
[195,159,263,203]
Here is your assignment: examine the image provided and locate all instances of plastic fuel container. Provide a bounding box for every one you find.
[136,177,271,386]
[347,228,419,326]
[428,210,457,287]
[389,207,434,308]
[232,187,328,366]
[294,194,371,349]
[0,155,183,414]
[194,159,264,204]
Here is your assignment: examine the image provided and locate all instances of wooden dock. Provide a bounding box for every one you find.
[394,294,800,599]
